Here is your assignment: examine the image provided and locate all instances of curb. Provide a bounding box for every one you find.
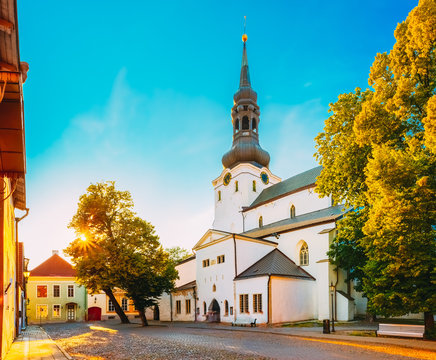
[40,326,73,360]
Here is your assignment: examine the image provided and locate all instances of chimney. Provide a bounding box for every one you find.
[52,250,59,256]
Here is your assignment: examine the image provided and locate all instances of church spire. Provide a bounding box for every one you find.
[221,27,270,169]
[239,35,250,88]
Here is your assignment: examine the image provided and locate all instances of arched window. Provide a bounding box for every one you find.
[224,300,229,316]
[242,116,249,130]
[212,284,216,292]
[252,118,257,131]
[203,301,206,315]
[235,119,240,131]
[218,191,221,201]
[300,243,309,266]
[259,216,263,228]
[252,180,256,192]
[235,181,239,192]
[290,205,296,218]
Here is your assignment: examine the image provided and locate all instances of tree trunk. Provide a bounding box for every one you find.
[138,308,148,326]
[103,288,130,324]
[424,311,434,338]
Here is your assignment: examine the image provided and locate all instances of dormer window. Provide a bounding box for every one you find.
[242,116,249,130]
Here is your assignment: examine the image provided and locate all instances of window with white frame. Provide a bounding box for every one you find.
[53,285,60,297]
[67,285,74,297]
[300,243,309,266]
[121,298,128,311]
[253,294,262,313]
[108,300,115,312]
[239,294,249,313]
[53,304,61,318]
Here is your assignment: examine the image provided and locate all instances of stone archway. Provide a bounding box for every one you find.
[207,299,220,322]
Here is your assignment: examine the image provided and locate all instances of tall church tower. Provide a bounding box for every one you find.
[212,33,280,232]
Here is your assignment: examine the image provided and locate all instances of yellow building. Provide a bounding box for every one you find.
[0,0,29,358]
[27,252,87,324]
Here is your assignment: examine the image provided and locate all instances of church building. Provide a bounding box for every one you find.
[172,33,366,325]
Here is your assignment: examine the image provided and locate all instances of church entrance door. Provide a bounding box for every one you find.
[207,299,220,322]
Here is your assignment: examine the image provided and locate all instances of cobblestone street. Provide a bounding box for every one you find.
[41,321,434,360]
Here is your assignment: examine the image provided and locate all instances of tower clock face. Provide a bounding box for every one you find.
[260,171,269,185]
[223,172,232,186]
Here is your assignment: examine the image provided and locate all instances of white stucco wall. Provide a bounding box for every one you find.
[271,277,317,323]
[175,258,196,288]
[196,238,236,322]
[244,187,332,231]
[171,289,196,322]
[234,276,268,324]
[235,239,276,275]
[213,164,280,233]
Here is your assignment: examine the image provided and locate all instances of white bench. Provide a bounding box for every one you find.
[377,324,424,338]
[232,318,257,327]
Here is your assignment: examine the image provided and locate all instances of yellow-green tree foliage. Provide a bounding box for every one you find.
[315,0,435,332]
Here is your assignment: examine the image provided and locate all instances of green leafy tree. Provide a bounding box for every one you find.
[65,181,134,323]
[65,181,177,326]
[316,0,436,334]
[118,223,178,326]
[166,246,193,264]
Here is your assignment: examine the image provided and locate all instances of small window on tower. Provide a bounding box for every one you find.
[259,216,263,228]
[218,191,221,201]
[235,181,239,192]
[235,119,240,131]
[290,205,296,219]
[242,116,249,130]
[252,118,257,131]
[252,180,256,192]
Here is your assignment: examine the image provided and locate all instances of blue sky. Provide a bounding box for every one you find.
[17,0,418,267]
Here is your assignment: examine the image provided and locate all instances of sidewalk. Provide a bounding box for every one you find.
[5,325,72,360]
[175,321,436,353]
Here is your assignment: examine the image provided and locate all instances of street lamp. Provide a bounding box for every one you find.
[330,282,335,332]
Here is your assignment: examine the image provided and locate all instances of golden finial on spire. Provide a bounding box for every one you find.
[242,16,247,43]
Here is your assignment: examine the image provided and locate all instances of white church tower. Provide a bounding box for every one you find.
[212,34,280,233]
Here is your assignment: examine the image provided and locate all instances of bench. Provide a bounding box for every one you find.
[232,318,257,327]
[377,324,424,338]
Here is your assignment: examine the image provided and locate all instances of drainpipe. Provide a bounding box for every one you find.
[334,267,338,321]
[233,234,237,323]
[170,293,173,322]
[193,287,197,322]
[267,275,271,325]
[15,208,29,336]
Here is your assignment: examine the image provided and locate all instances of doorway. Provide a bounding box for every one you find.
[67,304,76,321]
[153,305,160,320]
[88,306,102,321]
[207,299,220,322]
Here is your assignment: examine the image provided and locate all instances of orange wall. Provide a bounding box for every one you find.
[1,178,18,359]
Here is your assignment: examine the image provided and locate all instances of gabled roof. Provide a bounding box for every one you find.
[234,249,314,280]
[244,204,345,238]
[245,166,322,211]
[192,228,277,251]
[174,280,196,292]
[30,253,76,277]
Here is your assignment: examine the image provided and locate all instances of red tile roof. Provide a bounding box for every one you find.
[30,253,76,277]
